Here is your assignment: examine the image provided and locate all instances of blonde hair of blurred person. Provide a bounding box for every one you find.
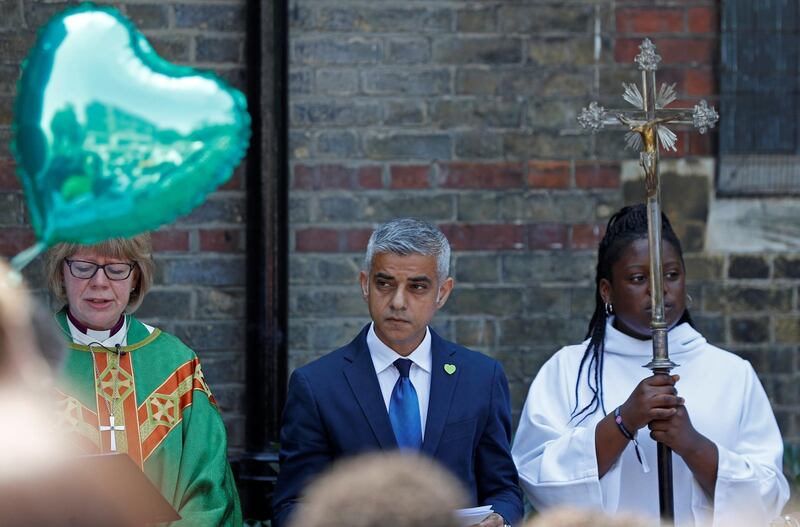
[0,258,67,481]
[524,508,658,527]
[289,452,468,527]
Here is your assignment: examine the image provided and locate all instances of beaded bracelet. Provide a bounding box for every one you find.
[614,406,650,473]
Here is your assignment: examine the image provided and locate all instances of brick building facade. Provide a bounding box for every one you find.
[2,0,800,468]
[287,0,800,448]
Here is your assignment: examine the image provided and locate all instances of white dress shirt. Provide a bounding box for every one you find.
[367,322,431,437]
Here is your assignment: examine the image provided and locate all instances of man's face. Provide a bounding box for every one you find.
[359,252,453,356]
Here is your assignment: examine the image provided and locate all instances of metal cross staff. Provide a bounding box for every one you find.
[577,38,719,522]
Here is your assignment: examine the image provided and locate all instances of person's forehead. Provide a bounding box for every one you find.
[617,238,681,264]
[370,252,437,276]
[69,248,129,262]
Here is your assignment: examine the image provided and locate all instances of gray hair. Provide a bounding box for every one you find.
[364,218,450,282]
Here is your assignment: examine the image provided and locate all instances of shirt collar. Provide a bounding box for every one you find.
[367,322,432,374]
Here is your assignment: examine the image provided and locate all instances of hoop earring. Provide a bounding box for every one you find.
[686,293,693,309]
[605,302,614,316]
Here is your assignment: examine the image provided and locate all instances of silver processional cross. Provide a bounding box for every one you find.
[578,38,718,372]
[100,414,125,452]
[577,38,719,523]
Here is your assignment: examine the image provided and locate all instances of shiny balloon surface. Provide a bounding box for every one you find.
[12,4,250,266]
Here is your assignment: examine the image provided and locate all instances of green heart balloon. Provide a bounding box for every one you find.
[11,4,251,269]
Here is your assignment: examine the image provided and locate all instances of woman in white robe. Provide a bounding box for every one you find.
[512,205,789,527]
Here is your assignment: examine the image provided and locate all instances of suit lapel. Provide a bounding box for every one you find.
[422,330,459,456]
[343,327,398,449]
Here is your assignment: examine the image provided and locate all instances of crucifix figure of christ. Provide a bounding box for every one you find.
[100,414,125,452]
[577,38,719,523]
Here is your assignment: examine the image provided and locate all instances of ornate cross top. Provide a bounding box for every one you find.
[577,38,719,197]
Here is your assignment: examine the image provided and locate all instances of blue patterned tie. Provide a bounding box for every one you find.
[389,358,422,449]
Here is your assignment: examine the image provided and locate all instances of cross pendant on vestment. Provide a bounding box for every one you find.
[99,414,125,452]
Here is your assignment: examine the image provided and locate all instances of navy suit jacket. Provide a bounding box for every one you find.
[272,325,523,527]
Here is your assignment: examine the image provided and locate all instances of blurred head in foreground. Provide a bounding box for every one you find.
[0,259,58,386]
[0,259,67,472]
[523,508,658,527]
[289,452,468,527]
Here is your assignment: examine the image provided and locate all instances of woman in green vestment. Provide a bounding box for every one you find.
[44,233,242,527]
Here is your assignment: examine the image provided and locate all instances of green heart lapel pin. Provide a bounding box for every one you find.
[444,363,456,375]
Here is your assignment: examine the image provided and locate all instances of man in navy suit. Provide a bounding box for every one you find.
[273,218,523,527]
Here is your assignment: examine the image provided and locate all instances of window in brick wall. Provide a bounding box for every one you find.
[718,0,800,195]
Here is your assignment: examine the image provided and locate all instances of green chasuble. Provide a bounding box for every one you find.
[54,310,242,526]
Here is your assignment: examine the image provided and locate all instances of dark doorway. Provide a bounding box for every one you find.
[235,0,289,522]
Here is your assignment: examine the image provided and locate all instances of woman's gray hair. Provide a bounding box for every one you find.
[364,218,450,282]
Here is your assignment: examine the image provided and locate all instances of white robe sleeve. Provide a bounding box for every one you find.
[512,354,619,512]
[704,362,789,527]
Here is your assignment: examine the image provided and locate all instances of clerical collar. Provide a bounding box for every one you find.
[67,310,125,338]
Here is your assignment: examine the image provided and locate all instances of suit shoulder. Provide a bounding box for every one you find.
[293,344,352,379]
[442,339,502,370]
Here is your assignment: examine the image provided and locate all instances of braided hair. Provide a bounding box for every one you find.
[570,204,694,424]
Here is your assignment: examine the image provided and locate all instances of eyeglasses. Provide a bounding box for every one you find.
[64,259,136,281]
